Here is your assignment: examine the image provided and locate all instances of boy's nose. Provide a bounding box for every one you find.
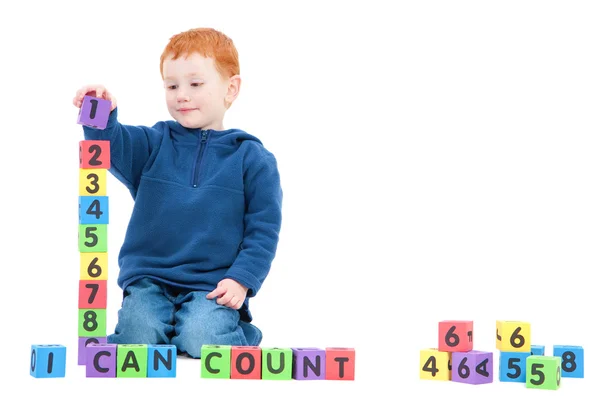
[177,91,190,102]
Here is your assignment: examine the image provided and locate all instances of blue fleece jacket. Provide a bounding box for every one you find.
[82,108,282,321]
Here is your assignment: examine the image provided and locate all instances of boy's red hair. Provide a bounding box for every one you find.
[160,28,239,79]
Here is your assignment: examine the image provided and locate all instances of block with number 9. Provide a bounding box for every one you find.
[438,320,473,352]
[526,356,561,390]
[420,348,451,381]
[496,320,531,352]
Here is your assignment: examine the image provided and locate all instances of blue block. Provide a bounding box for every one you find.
[530,345,545,356]
[553,345,584,378]
[499,351,529,382]
[30,345,66,378]
[147,345,177,378]
[79,196,109,224]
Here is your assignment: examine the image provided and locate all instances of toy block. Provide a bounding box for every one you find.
[438,320,473,352]
[201,345,232,379]
[86,343,117,377]
[117,344,148,378]
[231,346,262,379]
[78,336,107,365]
[325,347,355,380]
[78,280,107,309]
[148,344,177,378]
[451,350,493,384]
[80,252,108,280]
[553,345,584,378]
[496,320,531,352]
[531,345,545,355]
[30,345,66,378]
[80,140,110,169]
[526,356,561,390]
[78,308,107,337]
[292,347,325,380]
[79,196,109,225]
[499,351,529,382]
[78,224,108,253]
[262,347,293,380]
[79,168,107,196]
[77,95,111,130]
[419,348,451,381]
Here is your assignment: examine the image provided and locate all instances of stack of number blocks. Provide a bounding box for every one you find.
[496,320,584,390]
[420,320,493,384]
[77,96,113,369]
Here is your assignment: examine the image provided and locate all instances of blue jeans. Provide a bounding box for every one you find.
[107,277,262,358]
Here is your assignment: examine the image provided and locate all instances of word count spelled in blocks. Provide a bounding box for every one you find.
[553,345,584,378]
[77,96,111,129]
[80,140,110,169]
[30,345,66,378]
[438,320,473,352]
[496,320,531,352]
[526,356,562,390]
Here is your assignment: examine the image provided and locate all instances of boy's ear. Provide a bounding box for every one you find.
[225,74,241,107]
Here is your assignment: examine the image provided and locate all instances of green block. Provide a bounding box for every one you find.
[117,344,148,378]
[78,308,106,337]
[201,345,231,379]
[526,356,561,390]
[261,347,292,380]
[79,224,108,252]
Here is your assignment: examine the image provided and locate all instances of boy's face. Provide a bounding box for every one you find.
[162,53,234,130]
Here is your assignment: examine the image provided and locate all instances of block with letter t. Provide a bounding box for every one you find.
[438,320,473,352]
[325,347,355,380]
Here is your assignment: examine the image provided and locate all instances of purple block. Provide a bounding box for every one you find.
[78,336,107,365]
[77,95,111,129]
[86,343,117,378]
[451,351,493,384]
[292,347,326,380]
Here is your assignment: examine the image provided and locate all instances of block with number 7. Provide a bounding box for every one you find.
[438,320,473,352]
[451,351,493,384]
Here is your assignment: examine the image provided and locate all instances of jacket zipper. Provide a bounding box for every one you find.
[192,130,209,187]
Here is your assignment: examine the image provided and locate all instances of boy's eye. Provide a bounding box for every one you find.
[191,82,202,87]
[167,85,177,90]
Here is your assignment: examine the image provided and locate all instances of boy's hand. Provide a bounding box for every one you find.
[73,84,117,111]
[206,278,248,310]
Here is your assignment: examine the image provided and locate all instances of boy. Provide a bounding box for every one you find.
[73,27,282,358]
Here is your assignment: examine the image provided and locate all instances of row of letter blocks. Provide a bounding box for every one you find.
[78,140,111,358]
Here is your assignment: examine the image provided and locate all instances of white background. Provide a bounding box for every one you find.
[0,0,597,398]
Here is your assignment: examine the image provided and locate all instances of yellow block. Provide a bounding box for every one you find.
[80,252,108,280]
[496,320,531,352]
[420,348,451,381]
[79,169,107,196]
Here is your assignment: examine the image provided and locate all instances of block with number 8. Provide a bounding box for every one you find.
[553,345,584,378]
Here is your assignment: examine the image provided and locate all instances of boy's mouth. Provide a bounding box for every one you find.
[178,108,198,113]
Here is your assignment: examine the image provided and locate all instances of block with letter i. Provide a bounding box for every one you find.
[30,345,66,378]
[496,320,531,352]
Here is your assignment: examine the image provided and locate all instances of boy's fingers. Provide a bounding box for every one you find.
[206,286,226,299]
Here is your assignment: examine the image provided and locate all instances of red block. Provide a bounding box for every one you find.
[438,320,474,352]
[80,140,110,169]
[325,347,355,380]
[231,346,261,379]
[78,280,107,309]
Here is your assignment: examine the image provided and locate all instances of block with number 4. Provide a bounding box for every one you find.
[438,320,473,352]
[451,351,493,384]
[496,320,531,352]
[420,348,451,381]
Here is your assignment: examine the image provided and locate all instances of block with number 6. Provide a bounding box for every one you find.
[451,351,493,384]
[420,348,451,381]
[496,320,531,353]
[438,320,473,352]
[553,345,584,378]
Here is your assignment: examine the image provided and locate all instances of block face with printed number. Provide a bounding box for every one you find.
[526,356,561,390]
[148,345,177,378]
[438,320,473,352]
[230,346,262,379]
[79,168,107,196]
[86,343,117,377]
[78,95,111,129]
[262,347,293,380]
[80,252,108,280]
[30,345,66,378]
[292,347,325,380]
[79,224,108,253]
[531,345,545,356]
[420,348,451,381]
[79,196,109,225]
[78,279,107,309]
[451,351,493,384]
[78,308,107,337]
[117,344,148,378]
[78,336,107,365]
[499,351,529,382]
[325,347,355,380]
[553,345,584,378]
[79,140,110,169]
[201,345,232,379]
[496,321,531,352]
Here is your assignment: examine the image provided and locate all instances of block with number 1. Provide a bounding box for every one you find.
[77,96,111,129]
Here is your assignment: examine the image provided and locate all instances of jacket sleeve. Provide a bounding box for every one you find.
[82,107,162,196]
[224,147,283,297]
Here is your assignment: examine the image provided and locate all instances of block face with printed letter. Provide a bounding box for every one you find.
[86,343,117,377]
[77,95,111,130]
[438,320,473,352]
[117,344,148,378]
[325,347,355,380]
[147,344,177,378]
[30,345,66,378]
[79,140,110,169]
[292,347,325,380]
[262,347,293,380]
[78,336,107,365]
[201,345,232,379]
[231,346,262,379]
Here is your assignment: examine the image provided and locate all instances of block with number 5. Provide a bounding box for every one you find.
[419,348,451,381]
[526,356,561,390]
[438,320,473,352]
[496,321,531,352]
[451,351,493,384]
